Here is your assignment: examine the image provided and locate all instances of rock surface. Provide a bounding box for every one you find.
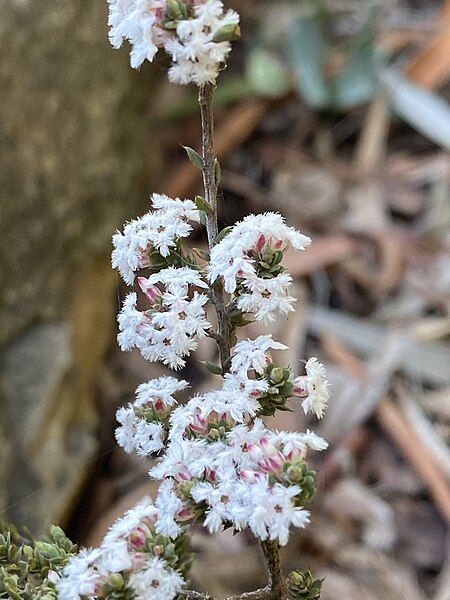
[0,0,159,533]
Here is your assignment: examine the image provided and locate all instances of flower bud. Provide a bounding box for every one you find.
[260,436,277,456]
[247,443,263,461]
[165,0,183,20]
[269,367,285,384]
[129,526,147,548]
[208,427,220,440]
[255,234,266,253]
[177,506,195,522]
[153,544,164,556]
[212,23,241,43]
[286,465,302,482]
[108,573,124,590]
[138,277,161,303]
[293,377,306,396]
[239,470,257,483]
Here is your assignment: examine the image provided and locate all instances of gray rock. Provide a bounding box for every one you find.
[1,323,96,533]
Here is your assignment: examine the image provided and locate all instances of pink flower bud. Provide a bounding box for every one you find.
[129,525,147,548]
[153,396,166,412]
[255,234,266,253]
[293,376,306,396]
[274,239,283,249]
[176,469,191,482]
[239,469,260,483]
[247,443,263,461]
[190,413,207,432]
[131,552,148,569]
[138,277,161,303]
[139,251,152,268]
[177,506,195,521]
[260,436,277,456]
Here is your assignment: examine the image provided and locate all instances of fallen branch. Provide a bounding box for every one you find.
[321,333,450,525]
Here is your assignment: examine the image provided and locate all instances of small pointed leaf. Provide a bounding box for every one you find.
[182,146,203,169]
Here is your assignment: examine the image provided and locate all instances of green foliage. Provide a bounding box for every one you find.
[0,521,77,599]
[288,569,323,599]
[183,146,203,170]
[286,4,381,110]
[246,48,290,98]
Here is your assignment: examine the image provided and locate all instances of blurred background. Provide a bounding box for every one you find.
[1,0,450,598]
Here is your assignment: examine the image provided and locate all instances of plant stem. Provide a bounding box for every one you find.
[193,85,287,600]
[260,540,286,598]
[198,83,231,370]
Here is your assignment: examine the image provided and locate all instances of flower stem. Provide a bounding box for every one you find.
[260,540,286,598]
[194,85,287,600]
[198,83,231,370]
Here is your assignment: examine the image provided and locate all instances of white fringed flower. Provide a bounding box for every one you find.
[208,212,311,294]
[231,335,287,375]
[56,549,103,600]
[116,268,211,369]
[295,357,331,419]
[236,273,296,324]
[116,376,188,456]
[135,375,189,408]
[129,557,185,600]
[112,194,199,284]
[107,0,240,85]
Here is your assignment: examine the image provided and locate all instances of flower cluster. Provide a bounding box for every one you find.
[56,5,330,599]
[208,213,311,324]
[116,375,189,455]
[117,266,211,369]
[107,0,240,85]
[56,497,190,600]
[145,337,329,547]
[112,194,199,285]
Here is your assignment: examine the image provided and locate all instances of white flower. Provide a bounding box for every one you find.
[116,271,211,370]
[117,292,148,351]
[271,430,328,456]
[146,266,208,294]
[112,194,199,284]
[115,405,166,456]
[115,404,138,453]
[56,548,103,600]
[103,497,157,546]
[237,273,296,323]
[107,0,240,86]
[155,479,183,538]
[128,557,185,600]
[208,212,311,293]
[231,335,287,375]
[246,480,310,546]
[299,357,330,419]
[98,538,132,573]
[135,375,189,408]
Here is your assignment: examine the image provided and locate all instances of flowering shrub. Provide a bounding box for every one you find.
[36,2,331,598]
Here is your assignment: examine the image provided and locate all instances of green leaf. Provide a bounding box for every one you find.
[381,69,450,151]
[182,146,203,169]
[334,14,380,108]
[202,362,223,375]
[287,11,330,109]
[247,48,290,98]
[195,195,212,214]
[214,225,233,244]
